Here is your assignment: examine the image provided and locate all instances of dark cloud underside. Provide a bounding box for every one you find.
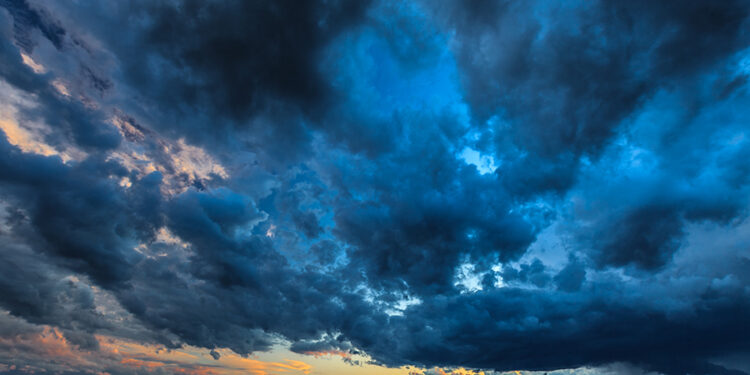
[0,1,749,375]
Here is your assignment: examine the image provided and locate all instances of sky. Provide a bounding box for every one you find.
[0,0,749,374]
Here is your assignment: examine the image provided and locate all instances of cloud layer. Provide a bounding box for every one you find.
[1,0,749,374]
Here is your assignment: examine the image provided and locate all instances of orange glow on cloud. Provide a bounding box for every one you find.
[121,357,164,368]
[20,53,46,74]
[0,119,62,159]
[0,326,102,372]
[0,318,455,375]
[99,337,313,375]
[0,323,313,375]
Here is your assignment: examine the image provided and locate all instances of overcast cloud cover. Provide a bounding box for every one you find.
[0,0,749,374]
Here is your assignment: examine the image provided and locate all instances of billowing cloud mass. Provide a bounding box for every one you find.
[0,0,749,374]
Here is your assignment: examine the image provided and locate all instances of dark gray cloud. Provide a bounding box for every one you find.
[362,285,750,374]
[136,0,371,121]
[428,0,750,195]
[0,134,161,286]
[0,0,65,53]
[331,136,537,294]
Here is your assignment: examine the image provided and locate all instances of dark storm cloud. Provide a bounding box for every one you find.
[428,0,750,195]
[49,0,374,161]
[0,133,163,286]
[2,0,378,173]
[553,257,586,292]
[114,235,391,356]
[0,240,101,350]
[499,258,551,288]
[0,0,65,53]
[165,188,274,288]
[135,0,370,121]
[0,21,121,151]
[330,118,536,294]
[572,120,750,270]
[358,285,750,375]
[593,202,693,270]
[420,0,750,271]
[274,170,327,240]
[1,1,750,375]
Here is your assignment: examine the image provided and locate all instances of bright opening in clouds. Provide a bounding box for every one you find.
[458,147,498,175]
[0,1,749,375]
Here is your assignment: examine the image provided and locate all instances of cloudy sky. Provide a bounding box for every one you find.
[0,0,749,374]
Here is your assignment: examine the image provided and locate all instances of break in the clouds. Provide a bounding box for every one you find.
[0,0,749,374]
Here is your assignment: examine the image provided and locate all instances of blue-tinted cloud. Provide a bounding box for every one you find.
[0,1,749,375]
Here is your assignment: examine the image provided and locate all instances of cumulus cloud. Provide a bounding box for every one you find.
[0,0,749,375]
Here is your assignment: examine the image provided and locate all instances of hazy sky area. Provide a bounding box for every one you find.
[0,0,749,374]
